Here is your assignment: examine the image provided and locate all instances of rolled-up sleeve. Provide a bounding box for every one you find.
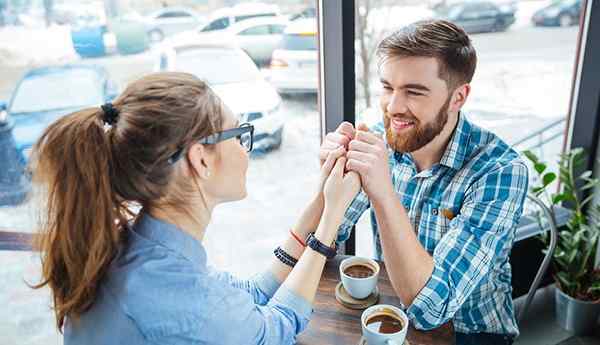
[407,162,528,330]
[144,268,312,345]
[209,268,281,305]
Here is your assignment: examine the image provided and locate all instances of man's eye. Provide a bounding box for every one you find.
[382,85,392,90]
[407,91,423,96]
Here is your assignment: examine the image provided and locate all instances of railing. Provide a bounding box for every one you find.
[511,117,567,162]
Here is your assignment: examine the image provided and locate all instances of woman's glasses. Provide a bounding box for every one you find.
[168,123,254,165]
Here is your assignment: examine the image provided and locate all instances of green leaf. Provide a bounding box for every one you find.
[579,171,593,179]
[522,150,539,164]
[535,162,547,174]
[552,194,567,204]
[543,172,557,186]
[532,186,545,196]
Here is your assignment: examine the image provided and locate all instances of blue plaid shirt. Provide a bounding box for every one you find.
[337,114,528,337]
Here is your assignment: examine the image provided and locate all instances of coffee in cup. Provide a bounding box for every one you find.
[361,304,408,345]
[340,257,380,299]
[343,263,376,279]
[365,311,404,334]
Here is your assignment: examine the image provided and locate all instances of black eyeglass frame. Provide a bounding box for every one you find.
[168,123,254,164]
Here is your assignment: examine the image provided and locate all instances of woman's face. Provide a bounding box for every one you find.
[199,108,249,204]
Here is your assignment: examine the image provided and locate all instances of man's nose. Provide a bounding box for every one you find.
[387,91,408,115]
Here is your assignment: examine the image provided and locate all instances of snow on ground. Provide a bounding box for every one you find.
[0,25,78,67]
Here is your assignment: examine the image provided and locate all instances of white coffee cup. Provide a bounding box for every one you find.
[339,256,380,299]
[361,304,409,345]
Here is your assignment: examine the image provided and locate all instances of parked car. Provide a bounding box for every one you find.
[168,16,289,66]
[4,65,118,162]
[269,18,318,95]
[532,0,582,27]
[198,2,279,32]
[289,7,316,21]
[144,7,206,43]
[156,43,284,152]
[435,1,516,33]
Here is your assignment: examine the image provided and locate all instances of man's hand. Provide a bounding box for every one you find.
[319,121,355,166]
[346,124,394,203]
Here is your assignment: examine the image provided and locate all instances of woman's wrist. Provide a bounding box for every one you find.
[314,207,344,246]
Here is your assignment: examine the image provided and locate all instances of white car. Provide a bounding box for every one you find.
[199,2,280,32]
[145,7,206,42]
[156,43,284,152]
[269,18,318,95]
[168,16,289,66]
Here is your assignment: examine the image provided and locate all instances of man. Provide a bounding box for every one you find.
[320,20,528,345]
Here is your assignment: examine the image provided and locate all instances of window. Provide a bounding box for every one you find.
[235,13,276,22]
[156,11,192,19]
[353,0,584,258]
[201,17,230,31]
[0,1,319,343]
[270,24,286,34]
[239,25,271,36]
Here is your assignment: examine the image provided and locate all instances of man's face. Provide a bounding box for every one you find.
[379,56,452,153]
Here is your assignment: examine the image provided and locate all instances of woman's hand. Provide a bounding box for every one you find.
[318,146,346,198]
[323,157,361,216]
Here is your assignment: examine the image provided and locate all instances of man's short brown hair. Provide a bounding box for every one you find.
[377,19,477,90]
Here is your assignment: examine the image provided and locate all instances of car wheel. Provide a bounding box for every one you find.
[559,14,573,27]
[148,29,164,43]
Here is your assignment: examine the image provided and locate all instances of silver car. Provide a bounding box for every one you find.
[156,44,284,152]
[168,16,289,66]
[146,7,206,43]
[268,18,318,94]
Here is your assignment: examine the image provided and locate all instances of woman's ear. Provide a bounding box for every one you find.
[186,143,212,180]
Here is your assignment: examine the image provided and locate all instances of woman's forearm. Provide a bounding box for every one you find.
[281,207,343,303]
[269,196,324,283]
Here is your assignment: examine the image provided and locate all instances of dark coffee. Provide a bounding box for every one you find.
[343,264,375,278]
[366,313,404,334]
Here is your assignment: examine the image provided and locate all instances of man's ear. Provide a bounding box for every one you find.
[449,83,471,114]
[186,143,212,180]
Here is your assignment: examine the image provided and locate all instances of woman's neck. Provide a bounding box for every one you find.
[149,205,212,243]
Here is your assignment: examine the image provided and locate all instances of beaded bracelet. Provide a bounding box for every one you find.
[274,247,298,267]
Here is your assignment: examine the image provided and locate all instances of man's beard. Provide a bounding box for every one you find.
[384,96,450,153]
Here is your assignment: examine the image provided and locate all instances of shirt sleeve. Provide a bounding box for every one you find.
[142,268,312,345]
[208,268,281,305]
[336,188,370,244]
[406,161,528,330]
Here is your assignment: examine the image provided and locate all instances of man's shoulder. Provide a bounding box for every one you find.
[464,117,527,175]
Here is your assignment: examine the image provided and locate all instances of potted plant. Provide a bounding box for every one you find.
[524,148,600,334]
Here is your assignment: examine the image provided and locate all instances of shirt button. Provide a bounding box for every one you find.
[432,208,439,215]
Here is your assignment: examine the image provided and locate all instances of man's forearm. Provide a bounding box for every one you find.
[371,193,434,306]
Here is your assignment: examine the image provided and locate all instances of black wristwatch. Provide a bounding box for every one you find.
[306,232,337,259]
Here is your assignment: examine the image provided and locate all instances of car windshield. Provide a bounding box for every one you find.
[174,48,260,85]
[10,69,104,113]
[282,33,317,51]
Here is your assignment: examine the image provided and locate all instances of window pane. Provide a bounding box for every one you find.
[354,1,582,257]
[239,25,271,35]
[157,11,191,19]
[0,1,318,343]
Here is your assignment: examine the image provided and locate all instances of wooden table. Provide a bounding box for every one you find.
[297,255,455,345]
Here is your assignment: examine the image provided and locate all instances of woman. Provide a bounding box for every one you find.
[31,72,360,344]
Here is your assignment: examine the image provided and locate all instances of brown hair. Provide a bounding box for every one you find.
[30,72,224,330]
[377,19,477,90]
